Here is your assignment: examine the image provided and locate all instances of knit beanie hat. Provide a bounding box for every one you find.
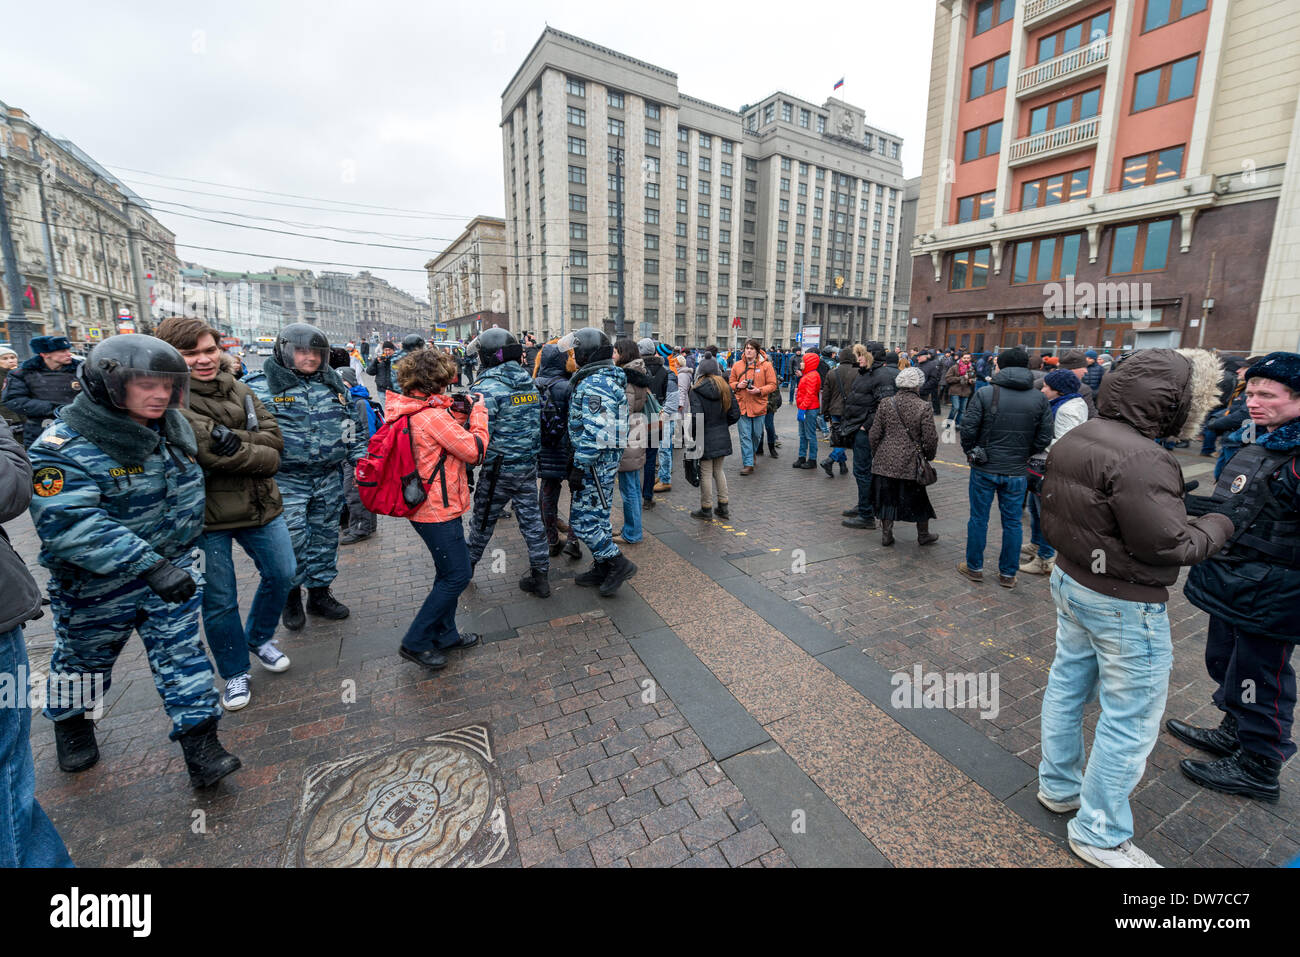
[1044,369,1080,394]
[895,366,924,390]
[999,347,1030,369]
[638,337,657,357]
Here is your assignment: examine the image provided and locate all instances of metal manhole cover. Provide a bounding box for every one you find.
[283,724,512,867]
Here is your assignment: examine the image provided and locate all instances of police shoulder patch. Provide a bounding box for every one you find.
[33,466,65,497]
[38,433,69,448]
[587,395,603,413]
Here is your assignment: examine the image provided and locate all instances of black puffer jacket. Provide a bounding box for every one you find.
[2,355,82,447]
[918,357,943,398]
[688,375,740,460]
[535,344,573,480]
[959,367,1052,476]
[840,359,898,435]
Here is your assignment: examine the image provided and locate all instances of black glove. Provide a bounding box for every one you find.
[142,559,197,604]
[209,424,241,457]
[567,466,586,492]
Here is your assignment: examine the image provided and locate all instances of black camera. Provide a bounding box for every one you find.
[967,446,989,466]
[448,389,475,416]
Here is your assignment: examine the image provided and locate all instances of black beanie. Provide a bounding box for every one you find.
[998,347,1029,369]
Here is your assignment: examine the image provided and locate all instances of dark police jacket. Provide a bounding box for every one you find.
[1185,418,1300,640]
[1,355,82,446]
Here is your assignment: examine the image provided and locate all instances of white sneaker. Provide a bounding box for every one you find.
[1037,790,1081,813]
[1069,838,1163,868]
[1020,543,1038,562]
[1020,555,1056,575]
[221,673,251,711]
[253,640,290,673]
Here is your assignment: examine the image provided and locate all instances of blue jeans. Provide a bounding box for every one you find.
[657,418,674,483]
[403,517,473,652]
[827,415,846,463]
[618,469,643,542]
[852,427,875,520]
[764,411,777,448]
[1039,566,1172,849]
[798,412,819,461]
[199,517,297,680]
[788,377,798,402]
[0,626,74,867]
[1027,491,1055,561]
[737,415,764,467]
[965,470,1028,578]
[948,394,967,423]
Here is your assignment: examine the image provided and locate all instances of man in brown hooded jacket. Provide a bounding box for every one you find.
[1037,348,1233,868]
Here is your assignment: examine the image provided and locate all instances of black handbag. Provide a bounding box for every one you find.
[684,455,701,487]
[893,398,937,486]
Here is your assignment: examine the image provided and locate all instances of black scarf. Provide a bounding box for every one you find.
[59,393,197,466]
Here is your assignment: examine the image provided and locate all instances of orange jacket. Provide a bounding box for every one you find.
[384,391,488,524]
[728,354,776,418]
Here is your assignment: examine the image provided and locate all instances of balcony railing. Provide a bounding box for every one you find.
[1017,35,1111,96]
[1008,115,1100,165]
[1024,0,1093,27]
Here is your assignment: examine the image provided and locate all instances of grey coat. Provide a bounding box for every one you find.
[0,420,42,632]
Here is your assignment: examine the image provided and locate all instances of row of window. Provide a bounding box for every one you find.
[948,217,1176,291]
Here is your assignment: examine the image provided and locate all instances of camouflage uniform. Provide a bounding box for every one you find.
[26,413,219,740]
[246,362,367,589]
[568,362,628,562]
[466,361,549,570]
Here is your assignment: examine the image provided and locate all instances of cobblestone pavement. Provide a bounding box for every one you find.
[10,395,1296,867]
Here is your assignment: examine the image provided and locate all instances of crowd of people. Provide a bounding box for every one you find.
[0,320,1295,871]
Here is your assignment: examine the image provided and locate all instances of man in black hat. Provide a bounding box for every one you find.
[1175,351,1300,803]
[0,335,82,448]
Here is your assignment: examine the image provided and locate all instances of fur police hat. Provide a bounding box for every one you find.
[1244,352,1300,394]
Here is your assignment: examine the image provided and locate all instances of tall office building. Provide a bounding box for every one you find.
[908,0,1300,356]
[500,28,907,347]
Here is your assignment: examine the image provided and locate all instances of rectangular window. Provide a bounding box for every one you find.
[571,277,588,294]
[699,133,712,149]
[799,108,810,128]
[697,203,710,218]
[1122,145,1185,190]
[679,128,689,143]
[969,53,1010,99]
[571,250,587,267]
[568,165,586,184]
[646,129,660,147]
[698,180,711,196]
[973,0,1013,34]
[1144,0,1208,33]
[676,222,687,237]
[957,191,996,223]
[645,102,660,120]
[781,177,790,192]
[1020,167,1090,208]
[570,223,587,240]
[568,136,586,156]
[1109,218,1175,274]
[781,102,792,122]
[646,182,659,199]
[1133,55,1200,112]
[699,156,711,173]
[607,118,625,137]
[678,151,689,167]
[645,208,659,225]
[607,91,624,109]
[720,162,732,178]
[816,115,826,134]
[962,120,1002,161]
[677,198,688,214]
[566,77,585,97]
[678,174,689,190]
[569,194,586,212]
[644,284,658,300]
[720,184,732,199]
[950,246,991,290]
[567,106,586,127]
[721,140,733,155]
[764,103,775,124]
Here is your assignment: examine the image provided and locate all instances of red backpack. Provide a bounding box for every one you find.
[355,409,448,517]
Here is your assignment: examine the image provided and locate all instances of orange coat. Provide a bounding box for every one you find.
[384,391,488,524]
[728,354,776,418]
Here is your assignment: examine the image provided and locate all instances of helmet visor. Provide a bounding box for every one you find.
[282,344,328,374]
[102,368,191,416]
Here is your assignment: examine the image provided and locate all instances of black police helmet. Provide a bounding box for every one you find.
[468,328,522,369]
[274,323,330,374]
[561,328,613,366]
[78,333,190,412]
[401,334,425,351]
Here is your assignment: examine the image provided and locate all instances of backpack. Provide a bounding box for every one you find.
[539,382,568,450]
[355,409,452,517]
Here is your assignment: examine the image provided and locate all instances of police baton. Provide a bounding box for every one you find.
[478,453,504,534]
[588,465,607,510]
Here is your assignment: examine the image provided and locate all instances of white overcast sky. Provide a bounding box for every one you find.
[2,0,935,300]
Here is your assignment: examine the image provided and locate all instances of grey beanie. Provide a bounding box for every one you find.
[638,337,657,357]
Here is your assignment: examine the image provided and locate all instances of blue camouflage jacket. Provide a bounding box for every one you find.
[568,362,628,468]
[472,361,541,474]
[246,357,367,472]
[27,402,205,593]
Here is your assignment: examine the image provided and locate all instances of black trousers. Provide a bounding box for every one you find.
[1206,615,1297,762]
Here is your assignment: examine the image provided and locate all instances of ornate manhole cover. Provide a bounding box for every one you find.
[283,725,512,867]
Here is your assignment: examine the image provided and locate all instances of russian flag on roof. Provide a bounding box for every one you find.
[833,77,844,90]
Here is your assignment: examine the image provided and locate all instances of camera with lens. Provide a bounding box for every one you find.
[447,388,475,417]
[967,446,989,467]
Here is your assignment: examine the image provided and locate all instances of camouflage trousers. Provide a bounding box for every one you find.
[279,466,344,589]
[44,574,220,740]
[570,452,622,562]
[466,471,550,571]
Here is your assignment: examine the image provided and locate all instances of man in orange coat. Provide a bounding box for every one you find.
[728,339,777,476]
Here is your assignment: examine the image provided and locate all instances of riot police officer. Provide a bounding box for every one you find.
[2,334,83,449]
[464,328,550,596]
[27,334,240,788]
[1176,351,1300,803]
[246,323,367,630]
[559,328,637,596]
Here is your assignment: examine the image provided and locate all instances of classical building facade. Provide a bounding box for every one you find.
[500,28,906,347]
[1,102,180,349]
[343,270,430,344]
[425,216,510,342]
[908,0,1300,357]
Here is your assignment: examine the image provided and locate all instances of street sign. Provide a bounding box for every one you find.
[802,325,822,351]
[731,317,741,328]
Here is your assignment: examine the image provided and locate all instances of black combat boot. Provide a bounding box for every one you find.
[820,458,835,477]
[691,507,713,521]
[519,566,552,598]
[838,460,848,474]
[1180,748,1281,804]
[54,713,99,773]
[178,718,242,788]
[842,515,876,530]
[575,559,610,587]
[715,502,730,520]
[598,554,638,597]
[549,540,566,557]
[281,586,306,631]
[917,521,939,546]
[1166,712,1239,758]
[563,538,582,561]
[307,587,350,620]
